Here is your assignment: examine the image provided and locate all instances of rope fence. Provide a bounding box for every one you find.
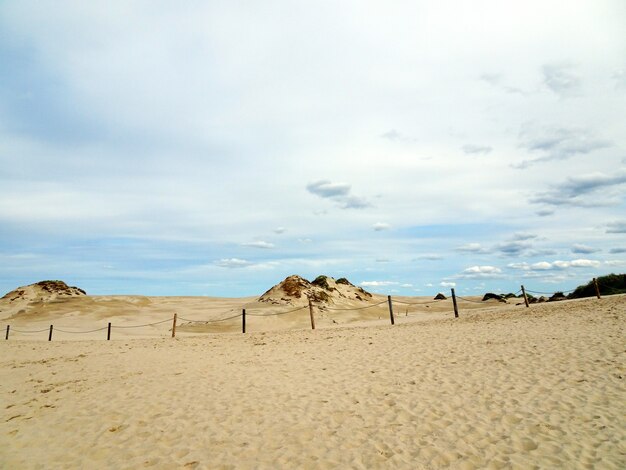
[2,277,619,341]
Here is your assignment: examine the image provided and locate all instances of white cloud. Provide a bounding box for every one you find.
[508,259,601,271]
[605,260,626,267]
[274,227,287,234]
[215,258,252,269]
[458,265,503,279]
[531,261,553,270]
[440,281,456,288]
[360,281,398,287]
[569,259,601,268]
[455,243,487,254]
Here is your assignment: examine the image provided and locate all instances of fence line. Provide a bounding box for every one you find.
[3,281,618,341]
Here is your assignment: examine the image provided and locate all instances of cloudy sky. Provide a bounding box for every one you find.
[1,1,625,297]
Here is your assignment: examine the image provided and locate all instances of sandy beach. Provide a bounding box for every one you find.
[1,294,624,469]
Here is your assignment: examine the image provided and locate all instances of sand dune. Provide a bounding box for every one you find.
[1,294,624,468]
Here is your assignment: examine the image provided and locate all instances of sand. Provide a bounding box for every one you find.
[1,295,624,469]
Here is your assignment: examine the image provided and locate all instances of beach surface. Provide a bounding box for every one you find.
[1,295,624,469]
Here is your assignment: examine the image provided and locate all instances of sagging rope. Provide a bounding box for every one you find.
[323,300,388,311]
[247,305,309,317]
[393,299,445,306]
[9,327,51,333]
[111,318,173,329]
[526,288,576,295]
[54,326,109,334]
[456,296,485,304]
[178,312,243,323]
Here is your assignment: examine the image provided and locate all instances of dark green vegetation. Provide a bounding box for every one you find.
[568,273,626,298]
[481,274,626,304]
[312,275,334,291]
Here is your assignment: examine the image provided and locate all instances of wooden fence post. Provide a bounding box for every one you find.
[5,325,9,340]
[593,278,601,299]
[451,289,459,318]
[107,322,111,341]
[48,325,53,341]
[521,285,530,308]
[242,309,246,334]
[171,313,177,338]
[387,295,395,325]
[308,297,316,330]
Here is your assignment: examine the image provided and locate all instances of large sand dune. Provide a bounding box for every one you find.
[1,294,624,468]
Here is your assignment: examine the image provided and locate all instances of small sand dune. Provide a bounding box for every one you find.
[1,295,624,469]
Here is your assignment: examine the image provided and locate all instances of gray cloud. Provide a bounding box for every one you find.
[381,129,416,143]
[607,221,626,233]
[372,222,391,231]
[512,233,538,241]
[609,247,626,254]
[571,244,600,254]
[515,125,611,168]
[306,180,351,198]
[494,233,545,257]
[381,129,401,141]
[531,170,626,207]
[559,170,626,195]
[611,69,626,90]
[462,144,493,155]
[455,243,488,254]
[306,180,370,209]
[480,73,527,95]
[241,241,275,249]
[542,63,581,98]
[496,240,533,257]
[536,209,554,217]
[415,254,444,261]
[480,73,502,86]
[341,195,371,209]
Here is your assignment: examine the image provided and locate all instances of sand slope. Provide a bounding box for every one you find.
[1,295,624,469]
[0,290,509,340]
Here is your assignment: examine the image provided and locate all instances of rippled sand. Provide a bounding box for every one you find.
[1,295,624,469]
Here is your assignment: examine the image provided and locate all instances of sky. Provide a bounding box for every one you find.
[1,1,625,297]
